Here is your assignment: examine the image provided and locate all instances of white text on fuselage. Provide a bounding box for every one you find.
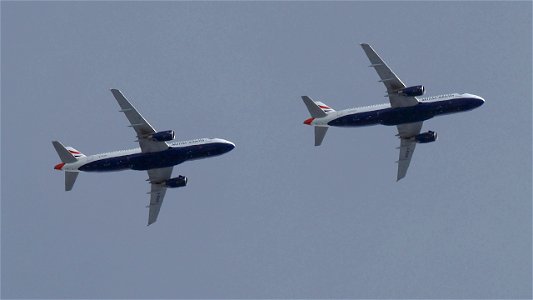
[170,138,209,147]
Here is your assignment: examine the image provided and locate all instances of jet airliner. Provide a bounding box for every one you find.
[301,43,484,181]
[53,89,235,225]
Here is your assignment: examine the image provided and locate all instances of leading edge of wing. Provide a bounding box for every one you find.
[396,122,423,181]
[110,89,169,153]
[360,43,405,92]
[147,185,168,226]
[146,167,174,226]
[397,139,417,181]
[110,89,157,135]
[359,43,418,108]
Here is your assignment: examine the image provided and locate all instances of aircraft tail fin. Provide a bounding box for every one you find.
[314,101,335,114]
[301,96,331,146]
[65,172,79,191]
[52,141,81,191]
[65,146,86,159]
[52,141,77,163]
[301,96,327,118]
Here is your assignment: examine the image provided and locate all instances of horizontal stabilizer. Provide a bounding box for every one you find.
[65,172,79,191]
[314,127,328,146]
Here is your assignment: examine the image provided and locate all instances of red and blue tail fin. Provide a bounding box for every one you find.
[314,101,335,114]
[65,146,86,159]
[300,96,332,147]
[52,141,82,191]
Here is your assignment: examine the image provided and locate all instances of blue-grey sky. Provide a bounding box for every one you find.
[2,1,531,298]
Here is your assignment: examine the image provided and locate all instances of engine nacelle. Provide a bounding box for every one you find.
[398,85,425,97]
[149,130,175,142]
[414,131,437,143]
[165,176,187,188]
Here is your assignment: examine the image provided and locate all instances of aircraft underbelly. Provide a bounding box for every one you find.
[129,150,185,170]
[379,104,434,125]
[79,143,233,172]
[79,157,132,172]
[329,105,436,127]
[80,150,183,172]
[328,111,381,127]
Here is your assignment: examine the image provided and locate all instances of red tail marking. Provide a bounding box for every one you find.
[303,118,314,125]
[54,162,65,170]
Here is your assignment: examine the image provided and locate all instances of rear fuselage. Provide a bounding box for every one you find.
[308,93,485,128]
[57,138,235,173]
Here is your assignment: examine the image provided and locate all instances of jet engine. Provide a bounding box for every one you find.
[398,85,425,97]
[414,131,437,143]
[149,130,175,142]
[164,176,188,188]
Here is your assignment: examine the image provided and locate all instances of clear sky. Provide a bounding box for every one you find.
[1,1,531,299]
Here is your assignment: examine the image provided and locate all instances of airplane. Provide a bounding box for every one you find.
[53,89,235,225]
[301,43,485,181]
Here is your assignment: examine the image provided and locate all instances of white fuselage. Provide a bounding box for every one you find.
[56,138,235,173]
[306,93,485,127]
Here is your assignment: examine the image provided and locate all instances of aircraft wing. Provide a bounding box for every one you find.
[146,167,173,226]
[360,43,418,108]
[396,121,423,181]
[110,89,169,153]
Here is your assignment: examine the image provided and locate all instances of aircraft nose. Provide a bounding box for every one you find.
[228,142,235,151]
[474,96,485,107]
[465,94,484,108]
[223,140,235,152]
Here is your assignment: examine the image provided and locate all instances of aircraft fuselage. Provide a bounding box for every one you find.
[56,138,235,173]
[307,93,485,128]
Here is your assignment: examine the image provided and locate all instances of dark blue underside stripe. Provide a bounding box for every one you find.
[328,98,483,127]
[79,142,233,172]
